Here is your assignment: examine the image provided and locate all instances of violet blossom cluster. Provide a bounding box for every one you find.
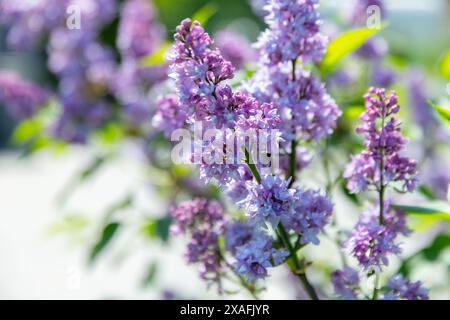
[225,220,289,281]
[113,0,167,125]
[0,71,49,119]
[352,0,396,87]
[214,30,258,70]
[382,274,429,300]
[0,0,116,49]
[337,87,428,300]
[255,0,327,65]
[170,198,227,286]
[331,266,429,300]
[247,0,340,147]
[245,175,333,245]
[165,17,336,283]
[344,87,418,193]
[346,201,410,269]
[331,266,360,300]
[1,0,168,142]
[247,66,341,143]
[164,18,280,187]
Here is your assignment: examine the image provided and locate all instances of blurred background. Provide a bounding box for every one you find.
[0,0,449,299]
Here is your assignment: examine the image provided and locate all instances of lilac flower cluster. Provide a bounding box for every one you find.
[152,95,186,138]
[0,71,49,119]
[1,0,168,141]
[166,18,281,186]
[214,30,258,70]
[348,0,396,87]
[245,175,333,245]
[346,201,410,269]
[331,266,360,300]
[0,0,118,142]
[256,0,327,65]
[170,198,227,284]
[113,0,167,125]
[234,232,288,281]
[48,30,116,142]
[166,16,334,284]
[247,66,341,142]
[247,0,340,146]
[0,0,117,49]
[331,267,429,300]
[117,0,165,59]
[344,87,418,193]
[225,221,288,281]
[350,0,385,26]
[382,274,429,300]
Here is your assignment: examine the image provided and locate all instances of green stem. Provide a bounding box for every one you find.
[245,148,261,183]
[219,251,259,299]
[372,272,380,300]
[288,139,298,187]
[277,224,319,300]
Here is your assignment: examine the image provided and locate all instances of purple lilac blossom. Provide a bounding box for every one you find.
[346,201,410,269]
[344,87,418,193]
[234,230,288,282]
[406,68,438,134]
[0,71,48,119]
[372,64,396,88]
[331,266,360,300]
[283,188,333,245]
[382,274,429,300]
[48,30,116,142]
[214,30,258,69]
[114,0,167,126]
[244,174,332,244]
[356,38,388,61]
[245,174,296,225]
[168,19,281,186]
[350,0,385,26]
[255,0,328,65]
[224,220,254,253]
[168,19,281,133]
[170,198,227,286]
[0,0,117,50]
[117,0,165,59]
[153,94,186,138]
[246,65,341,143]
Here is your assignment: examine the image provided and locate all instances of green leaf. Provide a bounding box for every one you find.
[48,214,90,234]
[192,3,218,25]
[399,234,450,276]
[94,122,124,145]
[12,118,43,143]
[417,184,435,200]
[89,222,120,264]
[342,105,365,120]
[142,262,158,287]
[143,216,172,243]
[393,202,450,221]
[439,49,450,80]
[428,100,450,124]
[140,41,171,67]
[320,26,384,75]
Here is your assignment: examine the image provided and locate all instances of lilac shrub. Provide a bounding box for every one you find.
[0,71,49,119]
[0,0,438,300]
